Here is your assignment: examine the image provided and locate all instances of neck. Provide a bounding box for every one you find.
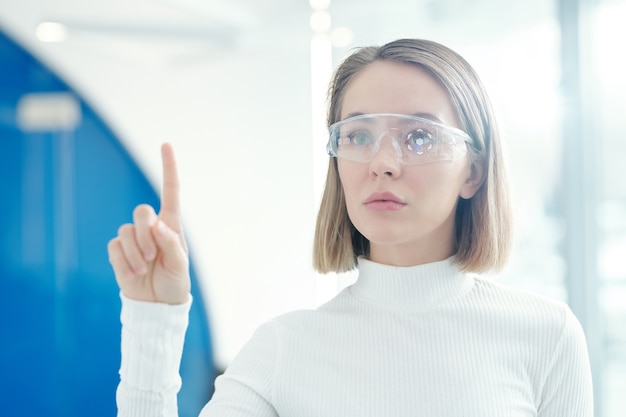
[368,236,455,267]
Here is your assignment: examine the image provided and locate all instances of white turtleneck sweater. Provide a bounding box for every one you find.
[117,258,594,417]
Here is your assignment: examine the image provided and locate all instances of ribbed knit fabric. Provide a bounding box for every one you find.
[117,293,191,417]
[117,258,594,417]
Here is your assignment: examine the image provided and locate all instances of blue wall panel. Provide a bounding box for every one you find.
[0,29,215,416]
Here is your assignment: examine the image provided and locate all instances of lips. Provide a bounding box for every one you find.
[363,191,406,211]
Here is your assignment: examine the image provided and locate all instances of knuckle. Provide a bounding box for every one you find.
[108,253,120,266]
[107,237,119,253]
[107,245,122,266]
[117,223,135,237]
[133,204,155,221]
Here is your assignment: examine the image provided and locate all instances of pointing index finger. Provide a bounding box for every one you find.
[159,143,182,232]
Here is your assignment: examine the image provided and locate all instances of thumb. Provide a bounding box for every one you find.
[153,219,188,269]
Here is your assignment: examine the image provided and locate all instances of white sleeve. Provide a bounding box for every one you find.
[116,293,192,417]
[537,307,594,417]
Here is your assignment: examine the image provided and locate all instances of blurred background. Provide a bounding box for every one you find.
[0,0,624,416]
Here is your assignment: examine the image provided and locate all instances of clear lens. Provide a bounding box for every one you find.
[327,113,471,165]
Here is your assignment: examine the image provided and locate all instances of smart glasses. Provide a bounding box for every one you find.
[326,113,472,165]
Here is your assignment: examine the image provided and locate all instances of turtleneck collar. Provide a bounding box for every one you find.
[349,257,475,312]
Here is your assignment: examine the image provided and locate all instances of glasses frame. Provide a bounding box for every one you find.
[326,113,473,165]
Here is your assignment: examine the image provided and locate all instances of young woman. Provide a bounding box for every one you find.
[109,38,593,416]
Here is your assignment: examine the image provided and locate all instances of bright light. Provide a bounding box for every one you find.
[309,0,331,11]
[310,11,331,33]
[35,22,68,43]
[331,27,353,47]
[594,1,626,88]
[17,92,81,131]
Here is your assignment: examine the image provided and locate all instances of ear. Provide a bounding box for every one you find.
[459,158,485,199]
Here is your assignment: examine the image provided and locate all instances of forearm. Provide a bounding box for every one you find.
[117,293,192,417]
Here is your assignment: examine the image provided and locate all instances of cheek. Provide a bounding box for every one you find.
[406,163,469,197]
[337,161,368,217]
[337,160,364,195]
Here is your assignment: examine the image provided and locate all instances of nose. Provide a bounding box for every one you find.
[369,134,402,178]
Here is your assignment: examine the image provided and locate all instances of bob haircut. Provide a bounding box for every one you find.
[313,38,512,274]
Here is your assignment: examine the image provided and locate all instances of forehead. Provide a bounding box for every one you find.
[340,60,459,128]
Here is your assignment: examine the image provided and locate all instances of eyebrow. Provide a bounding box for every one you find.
[343,112,445,124]
[411,112,445,124]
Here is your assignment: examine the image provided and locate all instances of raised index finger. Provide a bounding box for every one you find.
[159,142,182,232]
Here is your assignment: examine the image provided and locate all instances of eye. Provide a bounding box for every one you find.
[345,130,374,146]
[405,128,436,154]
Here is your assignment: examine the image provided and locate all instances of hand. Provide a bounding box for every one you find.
[108,143,190,305]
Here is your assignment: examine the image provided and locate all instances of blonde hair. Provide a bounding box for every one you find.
[313,38,512,274]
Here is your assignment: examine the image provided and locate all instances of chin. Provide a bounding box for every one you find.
[358,226,409,246]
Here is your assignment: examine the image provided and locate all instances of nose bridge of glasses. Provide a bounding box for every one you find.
[375,128,403,158]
